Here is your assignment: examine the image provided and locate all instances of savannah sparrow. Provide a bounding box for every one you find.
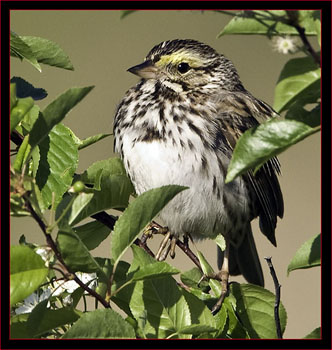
[113,39,283,304]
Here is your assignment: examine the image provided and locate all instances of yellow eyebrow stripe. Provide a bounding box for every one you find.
[155,51,203,68]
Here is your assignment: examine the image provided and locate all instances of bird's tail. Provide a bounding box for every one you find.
[217,226,264,286]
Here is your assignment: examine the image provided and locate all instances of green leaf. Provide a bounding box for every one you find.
[213,302,228,338]
[56,227,105,275]
[30,144,41,179]
[129,245,180,282]
[178,324,218,335]
[218,10,318,37]
[26,176,46,216]
[180,267,210,293]
[287,233,321,275]
[10,314,30,339]
[230,283,287,339]
[35,123,79,209]
[214,234,226,251]
[27,300,80,337]
[128,243,156,270]
[95,258,118,297]
[131,261,180,282]
[74,220,112,250]
[78,133,112,150]
[111,185,187,266]
[129,277,191,339]
[182,290,218,337]
[314,15,321,47]
[10,97,34,134]
[10,31,41,71]
[20,36,74,70]
[105,260,134,315]
[10,194,30,217]
[196,251,221,297]
[126,246,191,339]
[57,192,94,227]
[80,157,129,185]
[225,118,320,183]
[285,103,321,128]
[10,83,17,111]
[20,105,40,133]
[10,174,44,216]
[68,158,134,225]
[12,134,31,172]
[62,309,135,338]
[70,287,85,308]
[298,10,321,35]
[28,86,94,151]
[303,326,321,339]
[273,56,320,113]
[10,245,48,306]
[222,296,249,338]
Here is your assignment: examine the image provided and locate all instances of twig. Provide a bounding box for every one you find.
[91,211,117,229]
[286,11,321,67]
[176,239,202,273]
[134,238,155,257]
[294,24,320,67]
[92,211,155,257]
[10,130,24,146]
[24,196,111,309]
[264,256,282,339]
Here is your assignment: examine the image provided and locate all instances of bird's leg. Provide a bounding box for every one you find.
[142,221,168,238]
[158,240,172,261]
[169,236,178,258]
[155,231,172,261]
[183,234,189,249]
[144,221,179,261]
[211,239,230,315]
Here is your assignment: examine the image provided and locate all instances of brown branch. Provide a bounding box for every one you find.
[91,211,117,229]
[24,196,111,309]
[92,211,155,257]
[294,24,320,67]
[10,130,24,146]
[264,256,282,339]
[176,239,202,273]
[134,237,155,257]
[286,11,321,67]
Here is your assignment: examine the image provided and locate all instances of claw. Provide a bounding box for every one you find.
[197,274,207,287]
[155,231,171,261]
[159,241,172,261]
[211,239,230,314]
[169,237,177,258]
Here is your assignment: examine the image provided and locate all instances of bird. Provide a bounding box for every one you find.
[113,39,283,310]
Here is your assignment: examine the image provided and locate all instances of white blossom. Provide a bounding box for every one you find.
[52,272,97,296]
[62,294,73,306]
[15,289,51,314]
[35,246,53,267]
[272,36,299,54]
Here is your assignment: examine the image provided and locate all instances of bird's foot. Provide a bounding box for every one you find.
[142,221,168,238]
[155,232,178,261]
[142,221,177,261]
[211,269,230,315]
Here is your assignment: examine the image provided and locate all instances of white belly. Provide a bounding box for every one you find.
[121,134,242,239]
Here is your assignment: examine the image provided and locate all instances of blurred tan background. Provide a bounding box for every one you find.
[10,10,321,339]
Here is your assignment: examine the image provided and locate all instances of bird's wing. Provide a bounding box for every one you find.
[214,91,284,246]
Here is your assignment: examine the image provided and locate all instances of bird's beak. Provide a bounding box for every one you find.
[127,60,158,79]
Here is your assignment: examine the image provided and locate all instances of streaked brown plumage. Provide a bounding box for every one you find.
[114,39,283,292]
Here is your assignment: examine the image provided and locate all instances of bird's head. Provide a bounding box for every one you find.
[127,39,243,93]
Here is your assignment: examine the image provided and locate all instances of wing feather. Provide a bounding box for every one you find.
[215,91,284,244]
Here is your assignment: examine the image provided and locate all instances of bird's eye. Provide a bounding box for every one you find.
[177,62,190,74]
